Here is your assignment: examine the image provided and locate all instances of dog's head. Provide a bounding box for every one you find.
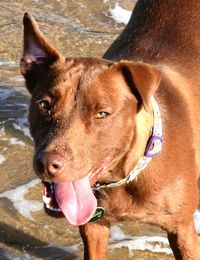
[21,13,160,225]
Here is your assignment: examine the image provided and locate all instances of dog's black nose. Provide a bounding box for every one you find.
[36,152,66,176]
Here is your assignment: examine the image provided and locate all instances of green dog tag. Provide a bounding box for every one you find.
[89,207,105,223]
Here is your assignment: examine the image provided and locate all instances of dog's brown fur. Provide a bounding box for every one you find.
[21,1,200,259]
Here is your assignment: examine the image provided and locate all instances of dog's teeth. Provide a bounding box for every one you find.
[42,195,51,204]
[46,204,51,209]
[45,202,61,212]
[54,208,61,212]
[49,206,61,212]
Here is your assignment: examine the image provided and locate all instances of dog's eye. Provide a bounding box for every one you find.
[37,99,51,113]
[95,111,110,119]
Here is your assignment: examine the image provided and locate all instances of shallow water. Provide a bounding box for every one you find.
[0,0,198,259]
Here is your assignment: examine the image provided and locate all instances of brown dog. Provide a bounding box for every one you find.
[21,1,200,259]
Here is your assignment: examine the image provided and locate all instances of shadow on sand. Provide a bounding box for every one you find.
[0,221,80,259]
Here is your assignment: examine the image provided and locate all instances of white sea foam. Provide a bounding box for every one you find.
[0,251,20,260]
[110,235,172,256]
[194,209,200,234]
[109,4,131,25]
[110,225,133,242]
[0,125,5,133]
[14,75,24,82]
[0,60,17,67]
[110,225,172,255]
[13,114,32,139]
[46,242,81,257]
[0,87,14,101]
[0,155,6,164]
[0,179,43,221]
[9,137,25,146]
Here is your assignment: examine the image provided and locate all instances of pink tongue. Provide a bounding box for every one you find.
[54,175,97,226]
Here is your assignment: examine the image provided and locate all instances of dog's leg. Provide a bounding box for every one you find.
[167,220,200,260]
[79,221,110,260]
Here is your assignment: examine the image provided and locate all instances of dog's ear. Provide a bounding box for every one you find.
[20,13,63,93]
[115,61,161,111]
